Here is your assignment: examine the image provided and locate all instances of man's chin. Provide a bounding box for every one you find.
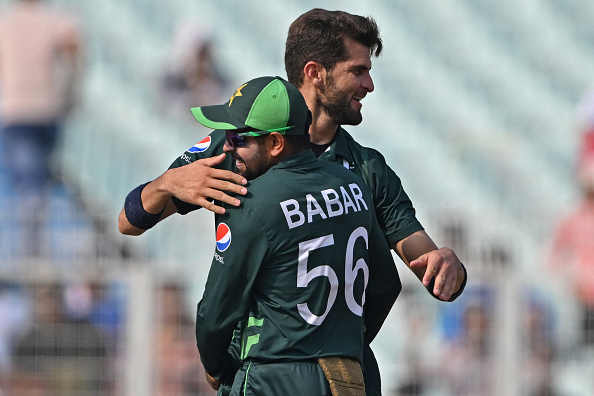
[341,113,363,126]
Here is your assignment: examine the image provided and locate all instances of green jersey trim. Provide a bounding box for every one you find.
[247,317,264,327]
[243,361,253,395]
[241,317,264,359]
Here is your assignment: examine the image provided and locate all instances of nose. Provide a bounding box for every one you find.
[223,141,235,153]
[362,72,374,93]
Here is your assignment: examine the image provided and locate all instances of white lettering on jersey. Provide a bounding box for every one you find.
[349,183,368,212]
[321,189,344,217]
[280,199,305,229]
[340,186,357,214]
[280,183,368,229]
[214,252,225,264]
[306,194,328,223]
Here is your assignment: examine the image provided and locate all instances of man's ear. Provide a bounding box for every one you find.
[303,61,326,88]
[268,132,285,157]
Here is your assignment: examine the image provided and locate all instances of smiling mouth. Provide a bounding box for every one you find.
[231,154,244,165]
[352,96,363,108]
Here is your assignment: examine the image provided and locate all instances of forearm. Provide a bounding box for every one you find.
[195,317,239,384]
[393,230,467,300]
[118,175,178,235]
[139,175,175,213]
[393,230,438,280]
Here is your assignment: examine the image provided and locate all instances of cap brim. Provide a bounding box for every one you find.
[191,106,247,130]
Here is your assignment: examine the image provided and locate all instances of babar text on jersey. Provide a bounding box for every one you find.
[280,183,369,230]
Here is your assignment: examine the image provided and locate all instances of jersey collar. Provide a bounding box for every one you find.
[319,127,356,169]
[273,149,319,170]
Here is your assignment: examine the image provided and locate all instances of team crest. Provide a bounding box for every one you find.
[229,83,247,106]
[187,136,211,153]
[216,223,232,252]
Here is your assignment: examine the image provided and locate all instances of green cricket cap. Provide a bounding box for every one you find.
[191,76,308,135]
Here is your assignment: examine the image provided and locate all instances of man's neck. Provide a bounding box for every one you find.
[302,88,339,145]
[309,118,339,145]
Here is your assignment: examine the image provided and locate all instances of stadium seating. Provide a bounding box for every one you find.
[48,0,593,270]
[2,0,594,394]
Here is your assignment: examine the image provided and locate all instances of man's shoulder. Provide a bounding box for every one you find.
[169,129,227,169]
[337,127,387,164]
[246,157,370,206]
[317,156,367,181]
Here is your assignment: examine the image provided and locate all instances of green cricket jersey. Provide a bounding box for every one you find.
[317,127,424,245]
[169,127,424,245]
[194,150,399,383]
[168,128,419,394]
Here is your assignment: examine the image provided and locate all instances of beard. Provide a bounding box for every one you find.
[232,143,273,181]
[317,75,363,126]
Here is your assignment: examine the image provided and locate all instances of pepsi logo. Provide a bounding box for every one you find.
[187,136,211,153]
[216,223,231,252]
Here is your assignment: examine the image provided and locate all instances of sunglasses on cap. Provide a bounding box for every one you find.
[225,126,291,148]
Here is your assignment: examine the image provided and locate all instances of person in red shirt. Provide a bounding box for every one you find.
[550,131,594,345]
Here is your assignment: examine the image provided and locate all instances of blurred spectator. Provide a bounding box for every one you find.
[154,280,213,395]
[0,281,28,375]
[550,130,594,347]
[443,302,494,394]
[435,293,495,396]
[158,19,228,122]
[522,294,558,396]
[7,280,112,395]
[0,0,82,257]
[63,280,124,352]
[391,288,433,396]
[432,281,560,396]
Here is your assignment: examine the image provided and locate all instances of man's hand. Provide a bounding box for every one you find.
[394,230,465,301]
[118,153,248,235]
[159,153,247,214]
[205,371,220,391]
[410,247,464,301]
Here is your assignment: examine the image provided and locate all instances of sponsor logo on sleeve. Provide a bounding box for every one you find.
[216,223,232,252]
[187,136,211,153]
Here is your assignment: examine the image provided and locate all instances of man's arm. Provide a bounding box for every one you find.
[364,217,401,343]
[196,206,265,385]
[118,153,247,235]
[393,230,466,301]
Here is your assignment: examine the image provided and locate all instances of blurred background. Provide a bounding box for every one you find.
[0,0,593,395]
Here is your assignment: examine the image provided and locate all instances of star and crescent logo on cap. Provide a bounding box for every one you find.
[229,83,247,106]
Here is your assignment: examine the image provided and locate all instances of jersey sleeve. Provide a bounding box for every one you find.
[362,204,402,343]
[166,130,234,214]
[195,203,268,383]
[364,150,424,246]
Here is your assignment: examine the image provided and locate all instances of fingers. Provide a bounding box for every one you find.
[430,253,460,301]
[199,153,227,167]
[200,200,227,215]
[209,168,247,191]
[165,155,250,213]
[433,271,455,301]
[193,192,236,215]
[209,175,248,196]
[198,155,247,189]
[410,254,434,287]
[204,371,220,391]
[412,249,461,300]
